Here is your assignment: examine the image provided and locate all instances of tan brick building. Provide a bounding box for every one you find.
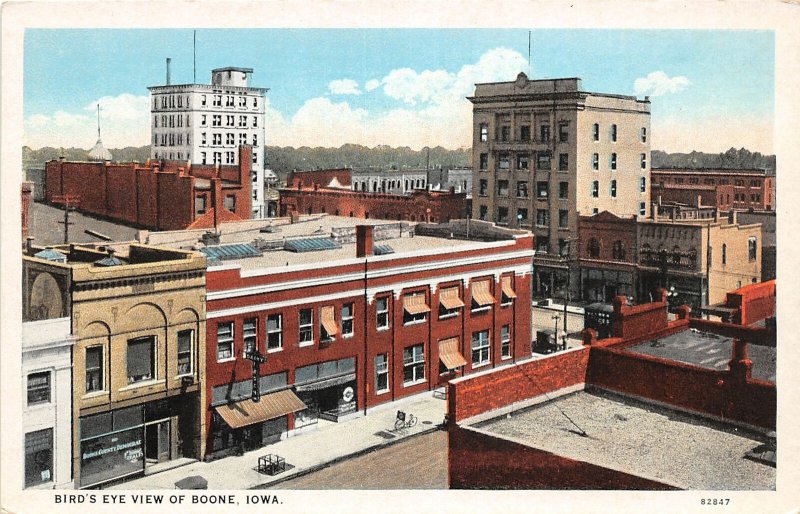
[468,73,651,297]
[23,243,206,488]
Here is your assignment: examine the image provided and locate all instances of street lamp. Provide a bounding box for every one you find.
[551,314,561,351]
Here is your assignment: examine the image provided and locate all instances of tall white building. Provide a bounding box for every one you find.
[149,66,268,218]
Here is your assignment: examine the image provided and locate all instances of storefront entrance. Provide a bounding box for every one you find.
[144,419,171,464]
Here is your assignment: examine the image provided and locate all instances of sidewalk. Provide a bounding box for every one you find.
[108,391,446,490]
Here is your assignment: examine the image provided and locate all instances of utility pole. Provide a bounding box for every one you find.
[54,195,79,244]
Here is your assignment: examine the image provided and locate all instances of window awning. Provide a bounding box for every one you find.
[214,389,306,429]
[501,276,518,299]
[439,287,465,310]
[320,306,338,336]
[439,338,467,370]
[404,294,431,315]
[471,280,496,306]
[294,372,356,392]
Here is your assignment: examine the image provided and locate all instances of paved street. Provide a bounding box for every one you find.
[265,430,448,489]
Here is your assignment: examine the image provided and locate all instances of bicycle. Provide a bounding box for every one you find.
[394,410,417,430]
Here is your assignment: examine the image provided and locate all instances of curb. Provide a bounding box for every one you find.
[249,424,444,489]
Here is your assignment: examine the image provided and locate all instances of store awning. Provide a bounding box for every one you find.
[214,389,306,429]
[403,294,431,315]
[471,280,496,306]
[501,276,518,299]
[320,306,338,336]
[439,287,465,310]
[439,338,467,370]
[294,372,356,392]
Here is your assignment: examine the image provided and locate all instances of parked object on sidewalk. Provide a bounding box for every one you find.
[394,411,418,431]
[258,454,286,476]
[175,475,208,489]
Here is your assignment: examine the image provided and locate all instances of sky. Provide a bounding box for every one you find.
[23,29,774,153]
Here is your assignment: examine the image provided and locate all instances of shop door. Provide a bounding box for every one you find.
[145,420,171,464]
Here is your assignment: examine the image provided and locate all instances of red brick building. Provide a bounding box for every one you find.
[279,187,468,223]
[651,168,775,211]
[44,146,253,231]
[286,168,351,189]
[577,211,638,302]
[176,217,533,458]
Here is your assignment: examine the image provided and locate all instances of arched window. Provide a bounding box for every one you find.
[587,238,600,258]
[612,240,625,260]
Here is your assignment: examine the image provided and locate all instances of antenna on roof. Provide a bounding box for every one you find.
[528,30,532,76]
[193,30,197,83]
[96,104,101,139]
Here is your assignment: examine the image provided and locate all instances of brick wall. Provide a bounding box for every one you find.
[447,347,589,423]
[448,425,678,490]
[725,279,775,325]
[286,168,351,188]
[21,182,32,243]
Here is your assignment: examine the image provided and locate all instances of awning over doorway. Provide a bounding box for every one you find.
[294,372,356,392]
[403,293,431,315]
[439,287,465,309]
[501,276,518,299]
[214,389,306,429]
[471,280,496,306]
[438,338,467,370]
[320,306,338,336]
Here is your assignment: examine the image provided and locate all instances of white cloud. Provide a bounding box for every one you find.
[634,71,691,97]
[364,79,380,92]
[328,79,361,96]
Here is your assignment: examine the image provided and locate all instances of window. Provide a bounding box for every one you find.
[212,115,221,127]
[498,154,510,170]
[243,318,257,356]
[438,287,463,319]
[253,116,258,127]
[516,181,529,198]
[320,306,337,341]
[253,134,258,146]
[537,153,551,170]
[217,322,233,360]
[27,372,50,405]
[201,94,207,106]
[610,179,617,198]
[501,325,511,358]
[479,153,488,170]
[592,181,599,198]
[127,336,155,384]
[497,180,509,197]
[500,125,510,142]
[537,237,550,254]
[611,153,617,170]
[376,297,389,330]
[640,127,647,142]
[375,354,389,393]
[479,124,488,142]
[213,95,222,107]
[478,179,488,196]
[748,237,757,262]
[299,308,314,345]
[722,243,727,265]
[83,346,104,393]
[612,240,626,260]
[520,125,530,141]
[497,207,509,224]
[558,238,569,256]
[341,303,354,337]
[639,202,646,216]
[177,330,193,376]
[558,123,569,142]
[611,124,618,142]
[226,133,235,145]
[690,178,699,185]
[592,123,599,141]
[536,209,549,227]
[559,182,568,199]
[558,153,569,171]
[558,209,569,228]
[501,276,516,305]
[536,181,549,199]
[195,195,206,216]
[592,153,599,170]
[517,208,528,225]
[478,205,488,221]
[224,195,236,212]
[517,154,529,170]
[25,429,53,487]
[403,344,425,385]
[587,238,600,258]
[640,176,647,192]
[403,293,429,324]
[471,330,491,367]
[539,124,550,142]
[640,153,647,169]
[212,133,221,145]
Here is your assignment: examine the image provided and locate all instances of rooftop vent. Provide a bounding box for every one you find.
[34,248,67,263]
[373,244,395,256]
[284,237,341,253]
[200,243,262,262]
[94,248,123,267]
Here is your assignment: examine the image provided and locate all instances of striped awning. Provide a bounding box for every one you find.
[321,306,338,336]
[403,294,430,315]
[471,280,496,306]
[214,389,306,429]
[501,276,518,299]
[439,338,467,370]
[439,287,465,310]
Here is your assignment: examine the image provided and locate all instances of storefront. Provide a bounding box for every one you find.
[581,268,634,303]
[639,271,704,314]
[208,372,305,458]
[294,358,357,424]
[78,396,197,488]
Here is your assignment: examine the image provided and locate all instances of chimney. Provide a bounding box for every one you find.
[26,237,34,256]
[166,57,171,85]
[211,178,222,229]
[356,225,374,258]
[696,194,702,208]
[729,210,738,225]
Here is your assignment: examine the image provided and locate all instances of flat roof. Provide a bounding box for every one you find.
[625,329,775,382]
[476,390,775,490]
[28,201,139,246]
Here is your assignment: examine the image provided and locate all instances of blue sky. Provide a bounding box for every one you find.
[23,29,774,152]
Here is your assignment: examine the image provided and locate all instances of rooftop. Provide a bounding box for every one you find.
[475,389,775,490]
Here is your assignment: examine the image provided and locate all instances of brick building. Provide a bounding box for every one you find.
[651,168,775,211]
[44,146,253,231]
[147,216,533,459]
[279,186,468,223]
[577,211,638,302]
[21,182,33,243]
